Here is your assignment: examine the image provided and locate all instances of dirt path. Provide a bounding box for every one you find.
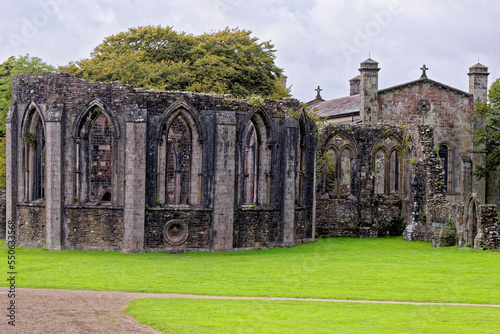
[2,288,499,333]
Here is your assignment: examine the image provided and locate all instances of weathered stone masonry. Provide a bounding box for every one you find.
[7,72,317,252]
[314,59,499,248]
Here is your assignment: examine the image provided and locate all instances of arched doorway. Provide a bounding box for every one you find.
[465,196,479,244]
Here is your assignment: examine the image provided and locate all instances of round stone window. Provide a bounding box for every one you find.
[163,220,189,246]
[417,99,431,112]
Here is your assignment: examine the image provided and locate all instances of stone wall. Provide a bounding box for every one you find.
[294,208,314,243]
[17,205,46,247]
[316,199,358,236]
[475,204,500,250]
[404,125,447,242]
[145,208,212,251]
[376,78,475,203]
[316,124,405,238]
[65,207,123,250]
[234,208,280,248]
[8,72,317,252]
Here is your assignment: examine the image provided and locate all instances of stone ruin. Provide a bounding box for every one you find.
[6,72,317,252]
[4,59,500,252]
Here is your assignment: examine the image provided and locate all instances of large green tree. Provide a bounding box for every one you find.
[473,78,500,179]
[0,55,55,189]
[60,26,290,99]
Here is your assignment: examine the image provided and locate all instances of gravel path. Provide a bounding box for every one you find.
[2,288,499,333]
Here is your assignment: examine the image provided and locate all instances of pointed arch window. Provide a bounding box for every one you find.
[340,148,352,195]
[371,132,402,196]
[438,144,452,192]
[23,107,45,202]
[324,147,337,196]
[374,150,386,195]
[321,131,357,198]
[296,122,306,205]
[239,114,272,206]
[89,113,113,201]
[390,149,400,193]
[157,107,203,207]
[242,122,257,204]
[74,104,118,204]
[165,116,192,205]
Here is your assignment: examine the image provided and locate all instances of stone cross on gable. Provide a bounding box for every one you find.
[420,64,429,78]
[315,85,323,99]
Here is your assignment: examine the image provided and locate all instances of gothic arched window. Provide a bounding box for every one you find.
[239,114,272,206]
[322,130,357,198]
[324,147,337,196]
[390,149,400,193]
[23,107,45,202]
[374,150,386,195]
[165,116,192,205]
[242,122,257,204]
[340,148,352,196]
[89,113,113,202]
[74,103,118,204]
[438,144,452,192]
[157,107,203,207]
[296,122,306,205]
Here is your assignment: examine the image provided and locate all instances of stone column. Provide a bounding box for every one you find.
[122,106,147,252]
[359,58,380,123]
[468,64,489,205]
[5,105,17,240]
[212,111,236,251]
[280,118,297,246]
[45,108,64,250]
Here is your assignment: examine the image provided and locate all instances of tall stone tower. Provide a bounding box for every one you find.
[359,58,380,123]
[468,63,489,104]
[468,63,490,207]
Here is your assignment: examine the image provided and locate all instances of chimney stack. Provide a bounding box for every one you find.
[468,63,489,104]
[349,76,360,96]
[359,58,380,123]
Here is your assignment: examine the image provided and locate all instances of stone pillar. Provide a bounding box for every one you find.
[349,75,360,96]
[468,63,489,204]
[212,111,236,251]
[468,63,489,104]
[359,58,380,123]
[281,118,297,246]
[122,106,147,252]
[462,156,473,202]
[45,108,64,250]
[5,105,17,241]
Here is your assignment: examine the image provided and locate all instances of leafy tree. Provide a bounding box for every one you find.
[473,78,500,179]
[0,55,55,189]
[60,26,290,99]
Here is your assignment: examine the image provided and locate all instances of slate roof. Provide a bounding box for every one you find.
[310,94,360,119]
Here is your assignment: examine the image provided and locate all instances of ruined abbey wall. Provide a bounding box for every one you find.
[6,72,317,252]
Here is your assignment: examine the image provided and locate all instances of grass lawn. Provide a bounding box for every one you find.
[2,237,499,304]
[126,298,500,334]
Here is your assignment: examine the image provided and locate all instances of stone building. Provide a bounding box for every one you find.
[314,59,499,249]
[6,72,317,252]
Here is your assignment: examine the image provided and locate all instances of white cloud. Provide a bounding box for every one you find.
[1,0,499,101]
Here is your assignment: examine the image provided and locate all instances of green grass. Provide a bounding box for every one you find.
[126,298,500,334]
[2,237,499,304]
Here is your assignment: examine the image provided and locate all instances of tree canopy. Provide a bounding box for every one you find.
[60,26,290,99]
[0,55,55,189]
[473,78,500,179]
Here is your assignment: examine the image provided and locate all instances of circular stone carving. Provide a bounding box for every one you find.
[417,99,431,112]
[163,220,189,246]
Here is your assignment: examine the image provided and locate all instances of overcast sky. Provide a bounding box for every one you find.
[0,0,498,102]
